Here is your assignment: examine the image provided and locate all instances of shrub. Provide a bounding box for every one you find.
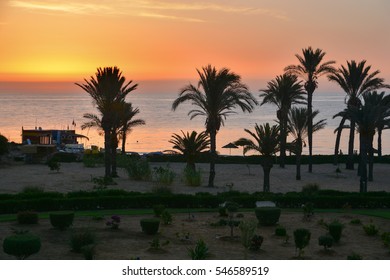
[70,229,96,253]
[347,252,363,260]
[83,155,100,167]
[3,233,41,259]
[49,211,74,230]
[239,219,257,249]
[188,239,209,260]
[294,228,311,257]
[106,215,121,229]
[350,218,361,225]
[125,158,151,180]
[275,226,287,237]
[149,237,169,250]
[153,166,175,185]
[381,232,390,247]
[184,167,202,186]
[151,185,173,195]
[47,158,61,172]
[255,207,281,226]
[153,204,166,217]
[318,235,333,250]
[363,224,379,236]
[140,218,160,235]
[161,210,173,225]
[218,207,228,217]
[17,211,39,224]
[302,202,314,219]
[249,235,264,251]
[328,220,344,243]
[81,244,95,260]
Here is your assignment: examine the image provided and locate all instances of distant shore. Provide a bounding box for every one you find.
[0,161,389,194]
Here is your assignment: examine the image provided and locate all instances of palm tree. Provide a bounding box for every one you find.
[76,67,138,178]
[287,107,326,180]
[260,73,306,168]
[328,60,390,170]
[234,123,280,192]
[370,92,390,159]
[167,130,210,171]
[334,92,390,192]
[172,65,258,187]
[118,103,145,155]
[285,47,336,173]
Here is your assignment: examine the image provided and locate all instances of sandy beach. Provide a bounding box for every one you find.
[0,161,389,194]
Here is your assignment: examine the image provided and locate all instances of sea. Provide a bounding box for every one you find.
[1,87,389,156]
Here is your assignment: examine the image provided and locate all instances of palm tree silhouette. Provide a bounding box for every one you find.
[76,67,137,178]
[260,73,306,168]
[328,60,390,169]
[172,65,258,187]
[287,107,326,180]
[285,47,335,173]
[234,123,280,192]
[167,130,210,171]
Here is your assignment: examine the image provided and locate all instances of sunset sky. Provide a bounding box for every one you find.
[0,0,389,91]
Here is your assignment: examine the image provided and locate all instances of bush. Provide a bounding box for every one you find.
[350,218,361,225]
[218,207,228,217]
[124,158,151,180]
[151,185,173,195]
[363,224,379,236]
[153,166,175,185]
[275,226,287,237]
[153,204,166,217]
[381,232,390,247]
[294,228,311,257]
[318,235,333,250]
[81,244,96,260]
[17,211,39,224]
[70,229,96,253]
[47,158,61,172]
[239,219,257,249]
[161,210,173,225]
[3,233,41,259]
[49,211,74,230]
[255,207,281,226]
[140,218,160,234]
[188,239,209,260]
[249,235,264,251]
[328,220,344,243]
[83,155,101,167]
[184,168,202,186]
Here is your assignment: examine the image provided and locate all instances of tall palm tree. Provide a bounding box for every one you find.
[234,123,280,192]
[334,92,390,192]
[167,130,210,171]
[172,65,258,187]
[260,73,306,168]
[287,107,326,180]
[328,60,390,169]
[371,92,390,158]
[285,47,336,173]
[76,67,138,178]
[118,103,145,155]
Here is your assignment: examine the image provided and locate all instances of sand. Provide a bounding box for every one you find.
[0,161,389,194]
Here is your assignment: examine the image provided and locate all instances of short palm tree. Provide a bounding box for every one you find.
[172,65,258,187]
[285,47,335,173]
[334,92,390,192]
[167,130,210,171]
[328,60,390,169]
[76,67,138,178]
[234,123,280,192]
[260,73,306,168]
[287,107,326,180]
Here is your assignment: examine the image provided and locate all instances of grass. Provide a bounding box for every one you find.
[1,208,390,223]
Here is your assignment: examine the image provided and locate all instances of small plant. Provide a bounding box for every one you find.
[17,211,39,225]
[218,207,228,217]
[184,167,202,186]
[92,214,104,221]
[153,204,166,217]
[350,218,361,225]
[161,210,173,225]
[49,211,74,230]
[249,235,264,251]
[106,215,121,229]
[149,237,169,250]
[239,219,257,250]
[302,202,314,220]
[347,252,363,260]
[2,233,41,259]
[125,158,151,180]
[176,231,191,242]
[140,218,160,235]
[188,239,209,260]
[47,158,60,172]
[254,207,281,226]
[318,235,333,250]
[328,220,344,243]
[153,166,175,185]
[363,224,379,236]
[294,228,311,258]
[81,244,96,260]
[275,226,287,237]
[224,202,239,237]
[381,232,390,247]
[70,229,96,253]
[83,155,99,168]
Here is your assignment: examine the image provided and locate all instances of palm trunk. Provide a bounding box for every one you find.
[359,133,368,193]
[103,128,112,178]
[334,116,346,166]
[111,135,118,178]
[296,152,301,180]
[208,130,217,187]
[346,120,356,170]
[377,128,382,158]
[279,115,287,168]
[261,156,273,192]
[368,135,374,182]
[121,130,127,155]
[307,91,313,173]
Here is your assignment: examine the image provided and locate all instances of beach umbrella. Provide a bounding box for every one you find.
[222,142,238,155]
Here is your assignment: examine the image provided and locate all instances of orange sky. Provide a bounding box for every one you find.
[0,0,389,89]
